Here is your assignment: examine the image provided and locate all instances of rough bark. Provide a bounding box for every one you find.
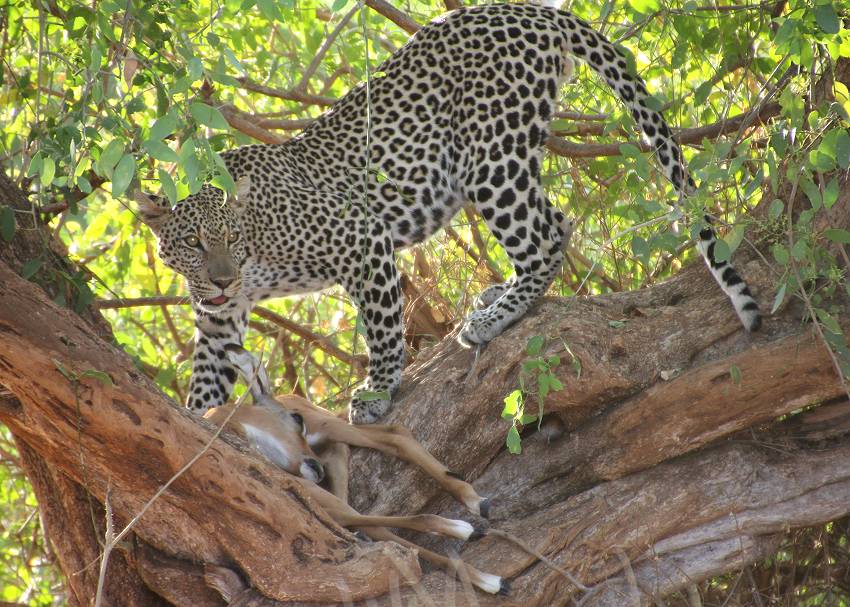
[1,155,849,603]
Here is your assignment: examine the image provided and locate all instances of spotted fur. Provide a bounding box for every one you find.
[139,3,761,424]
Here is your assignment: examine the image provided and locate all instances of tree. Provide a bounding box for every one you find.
[1,0,849,605]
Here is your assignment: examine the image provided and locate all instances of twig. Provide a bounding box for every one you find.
[93,483,114,607]
[487,528,589,592]
[93,296,366,374]
[236,77,337,106]
[364,0,421,35]
[546,103,781,158]
[444,226,503,284]
[219,105,288,144]
[296,4,358,91]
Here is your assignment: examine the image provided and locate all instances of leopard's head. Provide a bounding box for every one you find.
[136,176,251,314]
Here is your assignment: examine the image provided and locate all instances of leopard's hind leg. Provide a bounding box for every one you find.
[460,165,571,346]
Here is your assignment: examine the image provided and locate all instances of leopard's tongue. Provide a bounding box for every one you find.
[207,295,228,305]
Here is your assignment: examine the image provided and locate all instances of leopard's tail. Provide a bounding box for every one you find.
[555,11,762,331]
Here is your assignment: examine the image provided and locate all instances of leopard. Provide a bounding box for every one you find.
[137,3,762,425]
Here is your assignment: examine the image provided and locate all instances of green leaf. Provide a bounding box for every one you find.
[158,169,178,205]
[768,198,785,220]
[729,364,742,386]
[519,414,538,426]
[538,373,550,401]
[189,102,229,130]
[771,282,786,314]
[526,335,544,357]
[150,114,177,140]
[111,154,136,198]
[713,239,731,263]
[824,229,850,244]
[772,243,790,266]
[257,0,282,21]
[506,425,522,454]
[814,3,840,35]
[791,238,808,261]
[725,225,746,255]
[98,140,125,177]
[1,206,16,241]
[21,258,43,279]
[619,143,642,158]
[143,139,179,163]
[41,157,55,187]
[330,0,349,11]
[815,308,841,335]
[628,0,660,15]
[824,178,839,209]
[608,319,626,329]
[502,389,522,419]
[81,369,114,386]
[836,130,850,169]
[801,175,822,209]
[631,235,649,261]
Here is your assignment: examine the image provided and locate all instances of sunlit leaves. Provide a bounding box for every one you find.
[143,140,180,163]
[189,103,229,130]
[111,154,136,198]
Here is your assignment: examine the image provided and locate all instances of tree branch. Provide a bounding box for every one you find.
[546,102,781,158]
[94,296,367,375]
[364,1,421,35]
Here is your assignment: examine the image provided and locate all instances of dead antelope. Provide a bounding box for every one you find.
[204,346,507,595]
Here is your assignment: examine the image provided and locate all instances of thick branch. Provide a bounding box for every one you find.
[0,262,417,603]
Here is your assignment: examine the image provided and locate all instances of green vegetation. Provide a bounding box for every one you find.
[0,0,847,602]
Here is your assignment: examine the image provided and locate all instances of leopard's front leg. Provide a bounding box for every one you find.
[340,222,405,425]
[186,300,250,413]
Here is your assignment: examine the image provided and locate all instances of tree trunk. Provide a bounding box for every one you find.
[1,171,849,603]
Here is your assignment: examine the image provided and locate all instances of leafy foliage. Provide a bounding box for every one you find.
[0,0,848,601]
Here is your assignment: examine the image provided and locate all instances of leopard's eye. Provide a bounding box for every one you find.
[227,230,240,244]
[184,235,201,248]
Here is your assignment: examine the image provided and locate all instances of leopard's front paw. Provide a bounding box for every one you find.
[457,309,510,348]
[348,392,392,425]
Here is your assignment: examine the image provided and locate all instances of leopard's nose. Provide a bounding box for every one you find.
[211,277,234,289]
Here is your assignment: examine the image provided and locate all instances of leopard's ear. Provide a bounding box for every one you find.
[134,190,172,232]
[230,175,251,214]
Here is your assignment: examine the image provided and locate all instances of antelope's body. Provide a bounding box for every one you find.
[204,348,506,595]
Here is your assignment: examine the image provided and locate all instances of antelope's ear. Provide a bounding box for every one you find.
[230,175,251,214]
[134,190,172,232]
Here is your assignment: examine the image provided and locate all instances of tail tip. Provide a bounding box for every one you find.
[739,303,762,332]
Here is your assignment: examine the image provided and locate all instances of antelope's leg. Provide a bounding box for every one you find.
[362,527,509,596]
[291,407,490,518]
[342,513,483,541]
[349,424,490,517]
[318,441,350,503]
[300,479,480,540]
